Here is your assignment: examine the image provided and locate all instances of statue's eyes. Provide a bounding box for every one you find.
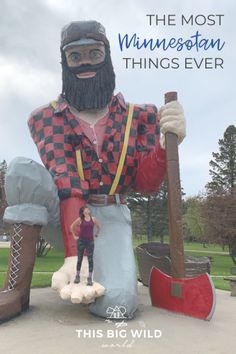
[69,52,81,62]
[67,48,105,63]
[90,50,104,59]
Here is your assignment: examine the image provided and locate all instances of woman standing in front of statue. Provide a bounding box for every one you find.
[71,206,101,286]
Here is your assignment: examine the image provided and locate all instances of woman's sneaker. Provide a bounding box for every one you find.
[74,274,80,284]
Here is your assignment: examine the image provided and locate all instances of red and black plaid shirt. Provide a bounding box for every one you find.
[28,92,166,200]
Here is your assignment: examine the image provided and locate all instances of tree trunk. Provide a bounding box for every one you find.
[229,243,236,265]
[160,232,164,244]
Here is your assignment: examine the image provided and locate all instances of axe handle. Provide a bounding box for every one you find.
[164,92,185,278]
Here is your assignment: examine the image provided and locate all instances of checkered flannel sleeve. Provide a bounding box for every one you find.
[134,104,166,193]
[28,105,89,201]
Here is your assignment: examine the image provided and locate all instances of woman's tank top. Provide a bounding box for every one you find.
[79,217,94,241]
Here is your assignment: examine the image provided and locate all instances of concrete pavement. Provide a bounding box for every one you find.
[0,284,235,354]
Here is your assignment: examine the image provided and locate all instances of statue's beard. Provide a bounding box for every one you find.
[61,47,116,111]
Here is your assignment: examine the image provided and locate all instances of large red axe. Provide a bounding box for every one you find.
[149,92,216,320]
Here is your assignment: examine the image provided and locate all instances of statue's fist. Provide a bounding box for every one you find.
[159,101,186,148]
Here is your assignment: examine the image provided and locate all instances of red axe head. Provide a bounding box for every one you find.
[149,267,216,320]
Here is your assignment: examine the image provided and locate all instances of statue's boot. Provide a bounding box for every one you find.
[0,223,41,323]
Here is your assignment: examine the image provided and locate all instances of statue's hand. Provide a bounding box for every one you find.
[159,101,186,148]
[51,256,105,304]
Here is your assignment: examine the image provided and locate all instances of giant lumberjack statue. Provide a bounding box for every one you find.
[0,21,186,322]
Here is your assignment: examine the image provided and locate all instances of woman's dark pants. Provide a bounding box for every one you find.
[76,238,94,273]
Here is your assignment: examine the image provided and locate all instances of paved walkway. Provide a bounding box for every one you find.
[0,285,235,354]
[0,241,10,248]
[186,249,229,255]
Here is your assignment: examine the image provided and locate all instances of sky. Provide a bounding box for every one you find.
[0,0,235,197]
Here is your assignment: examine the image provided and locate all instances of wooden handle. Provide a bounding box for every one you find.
[165,92,185,278]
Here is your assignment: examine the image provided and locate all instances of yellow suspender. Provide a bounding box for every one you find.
[109,104,134,195]
[51,100,57,109]
[75,103,134,194]
[76,150,85,180]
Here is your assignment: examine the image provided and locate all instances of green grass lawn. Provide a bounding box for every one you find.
[0,248,64,288]
[0,237,235,291]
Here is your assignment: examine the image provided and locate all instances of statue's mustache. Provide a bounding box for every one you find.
[68,62,105,75]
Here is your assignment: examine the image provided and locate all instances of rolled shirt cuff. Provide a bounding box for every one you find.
[3,204,49,226]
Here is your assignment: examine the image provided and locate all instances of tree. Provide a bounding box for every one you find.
[151,182,168,243]
[204,125,236,263]
[207,125,236,195]
[36,236,52,257]
[203,193,236,264]
[127,181,169,242]
[183,195,207,246]
[127,191,148,239]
